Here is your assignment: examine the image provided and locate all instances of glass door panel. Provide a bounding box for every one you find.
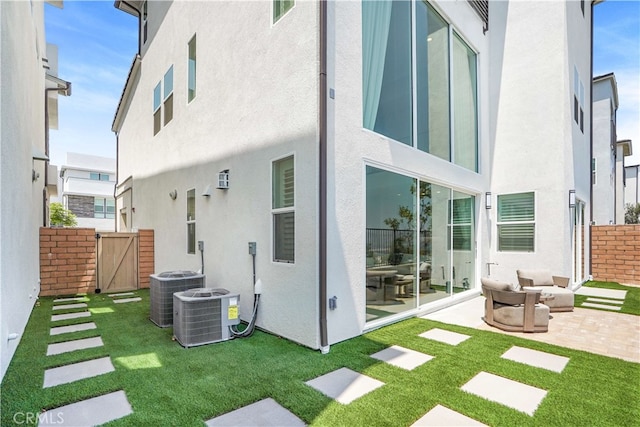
[451,191,475,293]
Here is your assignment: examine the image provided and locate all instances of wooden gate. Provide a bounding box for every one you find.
[97,232,139,292]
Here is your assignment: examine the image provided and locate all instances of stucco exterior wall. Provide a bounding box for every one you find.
[0,1,48,380]
[625,165,639,207]
[487,0,591,285]
[115,1,320,348]
[592,95,615,224]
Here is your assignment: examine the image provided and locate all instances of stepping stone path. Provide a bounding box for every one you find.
[205,398,305,426]
[419,328,471,346]
[411,404,487,426]
[41,296,133,425]
[110,291,142,304]
[370,345,434,370]
[305,367,385,404]
[576,287,626,311]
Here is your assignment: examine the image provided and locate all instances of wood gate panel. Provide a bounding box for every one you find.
[98,232,139,292]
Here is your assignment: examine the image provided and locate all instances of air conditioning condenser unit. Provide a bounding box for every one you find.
[150,271,205,327]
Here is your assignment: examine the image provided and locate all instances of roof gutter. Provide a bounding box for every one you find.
[318,0,329,353]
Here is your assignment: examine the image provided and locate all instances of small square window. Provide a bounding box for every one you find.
[273,0,294,23]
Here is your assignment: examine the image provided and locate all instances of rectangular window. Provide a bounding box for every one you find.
[163,66,174,125]
[142,1,148,44]
[273,0,294,23]
[90,172,110,181]
[449,196,474,251]
[187,189,195,254]
[153,81,161,135]
[574,66,584,133]
[188,35,196,103]
[272,156,295,263]
[592,158,597,185]
[94,197,115,219]
[497,192,535,252]
[363,0,478,172]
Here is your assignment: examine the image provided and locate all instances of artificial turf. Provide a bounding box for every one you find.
[576,281,640,315]
[1,289,638,426]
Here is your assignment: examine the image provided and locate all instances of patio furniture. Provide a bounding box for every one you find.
[516,269,574,312]
[481,278,550,333]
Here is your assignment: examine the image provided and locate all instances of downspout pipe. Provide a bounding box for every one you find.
[114,132,119,232]
[319,0,329,353]
[589,0,595,277]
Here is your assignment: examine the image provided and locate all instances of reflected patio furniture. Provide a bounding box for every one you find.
[481,278,549,333]
[366,269,398,301]
[516,269,574,312]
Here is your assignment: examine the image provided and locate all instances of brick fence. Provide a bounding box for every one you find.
[39,228,154,296]
[591,225,640,285]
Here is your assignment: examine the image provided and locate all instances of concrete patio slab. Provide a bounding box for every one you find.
[585,297,624,304]
[421,297,485,328]
[461,372,547,416]
[38,390,132,427]
[113,297,142,304]
[370,345,434,370]
[581,302,622,311]
[108,292,135,297]
[305,367,384,404]
[575,287,627,299]
[501,346,570,373]
[53,297,86,303]
[50,322,97,336]
[51,311,91,322]
[411,404,487,426]
[47,336,104,356]
[52,303,88,311]
[43,357,114,388]
[419,328,471,346]
[205,398,305,426]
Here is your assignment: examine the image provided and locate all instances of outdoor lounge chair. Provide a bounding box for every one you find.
[481,278,550,333]
[516,269,574,312]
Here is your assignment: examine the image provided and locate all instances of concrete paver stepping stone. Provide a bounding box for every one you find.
[52,303,88,311]
[585,297,623,304]
[54,297,86,303]
[411,404,487,426]
[370,345,433,370]
[109,292,135,297]
[575,287,627,299]
[419,328,471,346]
[47,337,104,356]
[38,390,132,427]
[43,357,115,388]
[50,322,97,336]
[581,302,622,311]
[306,367,384,404]
[113,297,142,304]
[51,311,91,322]
[205,398,305,426]
[501,346,570,373]
[461,372,547,416]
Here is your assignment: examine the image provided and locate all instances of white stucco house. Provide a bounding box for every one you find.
[58,152,116,231]
[625,163,639,208]
[0,0,71,380]
[112,0,595,352]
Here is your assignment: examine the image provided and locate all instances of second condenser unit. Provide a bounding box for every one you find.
[149,271,205,327]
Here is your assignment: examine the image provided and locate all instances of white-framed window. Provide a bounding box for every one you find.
[153,81,162,135]
[187,189,196,254]
[153,65,174,135]
[272,155,295,263]
[592,158,597,185]
[574,66,584,133]
[163,66,174,125]
[497,192,535,252]
[273,0,294,24]
[449,196,474,251]
[188,35,196,103]
[141,1,148,45]
[94,197,115,219]
[90,172,110,181]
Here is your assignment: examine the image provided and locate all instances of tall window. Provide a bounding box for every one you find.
[273,0,294,23]
[187,189,195,254]
[592,158,597,185]
[574,66,584,133]
[153,66,174,135]
[497,192,535,252]
[163,66,174,125]
[272,156,294,263]
[450,196,474,251]
[363,0,479,172]
[142,1,148,45]
[153,82,162,135]
[188,35,197,103]
[94,197,115,219]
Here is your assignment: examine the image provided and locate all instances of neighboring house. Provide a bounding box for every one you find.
[0,0,71,380]
[59,152,116,231]
[591,73,619,224]
[112,0,594,351]
[625,163,639,207]
[615,139,632,223]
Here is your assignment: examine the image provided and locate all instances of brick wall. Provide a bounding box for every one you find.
[39,228,155,296]
[591,225,640,285]
[40,227,96,296]
[138,229,155,288]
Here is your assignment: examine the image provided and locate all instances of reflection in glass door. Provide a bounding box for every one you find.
[572,200,585,284]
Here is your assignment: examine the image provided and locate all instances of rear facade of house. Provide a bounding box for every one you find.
[112,0,593,351]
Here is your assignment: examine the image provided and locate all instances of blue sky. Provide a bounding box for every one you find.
[46,1,640,167]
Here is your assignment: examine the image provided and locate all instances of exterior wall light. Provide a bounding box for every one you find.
[569,189,576,208]
[202,185,212,197]
[485,192,492,209]
[169,189,177,200]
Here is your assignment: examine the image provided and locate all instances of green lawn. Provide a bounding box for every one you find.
[1,289,638,426]
[576,281,640,315]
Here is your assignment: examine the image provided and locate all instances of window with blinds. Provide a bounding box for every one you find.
[497,192,535,252]
[272,156,294,263]
[187,189,196,254]
[449,197,474,251]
